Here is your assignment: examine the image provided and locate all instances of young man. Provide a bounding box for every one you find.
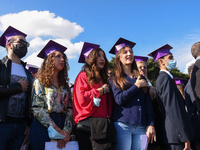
[0,26,32,150]
[191,41,200,121]
[148,44,194,150]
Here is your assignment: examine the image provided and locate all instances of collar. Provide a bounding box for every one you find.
[160,69,173,79]
[196,56,200,60]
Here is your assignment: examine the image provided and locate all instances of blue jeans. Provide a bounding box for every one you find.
[0,122,26,150]
[114,121,146,150]
[29,113,66,150]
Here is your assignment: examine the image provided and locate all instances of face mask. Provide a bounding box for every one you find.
[47,126,65,139]
[165,59,177,71]
[13,44,27,58]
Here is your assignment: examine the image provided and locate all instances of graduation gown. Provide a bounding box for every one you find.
[156,71,194,144]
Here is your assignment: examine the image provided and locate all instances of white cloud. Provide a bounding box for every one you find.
[24,52,43,68]
[0,10,84,39]
[0,10,84,60]
[169,31,200,73]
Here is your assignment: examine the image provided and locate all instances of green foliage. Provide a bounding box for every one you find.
[108,57,115,70]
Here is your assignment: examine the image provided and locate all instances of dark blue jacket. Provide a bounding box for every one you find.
[109,74,154,126]
[156,71,194,144]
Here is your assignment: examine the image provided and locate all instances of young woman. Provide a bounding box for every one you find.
[29,41,72,150]
[109,38,156,150]
[73,43,114,150]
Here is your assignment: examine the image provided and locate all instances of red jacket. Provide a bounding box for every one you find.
[73,71,114,124]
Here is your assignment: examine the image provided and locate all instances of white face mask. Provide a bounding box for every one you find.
[164,59,177,71]
[47,126,65,139]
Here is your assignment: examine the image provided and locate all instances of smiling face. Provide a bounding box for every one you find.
[119,46,134,66]
[54,51,65,72]
[96,50,106,71]
[137,61,147,77]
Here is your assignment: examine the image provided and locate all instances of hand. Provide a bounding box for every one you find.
[146,125,156,143]
[102,84,110,93]
[23,127,30,145]
[135,76,149,88]
[183,140,191,150]
[149,87,156,100]
[57,139,67,149]
[18,78,29,91]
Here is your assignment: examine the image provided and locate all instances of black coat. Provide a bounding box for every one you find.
[191,59,200,120]
[184,79,200,142]
[156,71,194,144]
[0,56,32,125]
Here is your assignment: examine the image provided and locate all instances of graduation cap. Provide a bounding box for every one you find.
[26,64,39,74]
[109,37,136,55]
[37,40,67,59]
[134,56,148,62]
[0,26,27,48]
[70,85,74,92]
[148,44,173,61]
[78,42,100,63]
[174,78,187,85]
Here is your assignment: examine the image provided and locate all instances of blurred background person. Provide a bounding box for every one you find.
[184,63,200,150]
[191,42,200,120]
[29,40,72,150]
[175,78,187,99]
[109,38,156,150]
[26,64,39,80]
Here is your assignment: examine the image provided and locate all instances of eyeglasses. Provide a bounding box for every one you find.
[10,39,30,47]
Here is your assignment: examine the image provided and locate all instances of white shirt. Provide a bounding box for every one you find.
[11,62,27,77]
[160,69,173,79]
[196,56,200,61]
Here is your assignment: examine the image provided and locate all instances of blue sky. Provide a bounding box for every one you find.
[0,0,200,83]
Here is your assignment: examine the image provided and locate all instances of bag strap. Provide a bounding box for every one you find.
[107,94,109,117]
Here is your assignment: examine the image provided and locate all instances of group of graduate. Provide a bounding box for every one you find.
[0,25,198,150]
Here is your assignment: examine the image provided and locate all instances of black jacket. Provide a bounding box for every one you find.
[0,56,32,125]
[156,71,194,144]
[191,59,200,120]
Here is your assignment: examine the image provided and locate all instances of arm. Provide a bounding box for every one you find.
[0,83,22,98]
[109,77,140,106]
[74,72,100,111]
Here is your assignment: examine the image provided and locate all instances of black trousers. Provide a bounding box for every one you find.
[75,128,92,150]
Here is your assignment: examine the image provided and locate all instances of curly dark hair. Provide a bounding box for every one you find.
[82,48,109,86]
[36,51,70,90]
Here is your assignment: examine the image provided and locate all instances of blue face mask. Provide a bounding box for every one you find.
[47,126,65,139]
[165,60,177,71]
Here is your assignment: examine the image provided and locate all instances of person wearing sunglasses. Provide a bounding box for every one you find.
[0,26,33,150]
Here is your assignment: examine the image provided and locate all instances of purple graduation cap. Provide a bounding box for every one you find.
[78,42,100,63]
[37,40,67,59]
[134,55,148,62]
[109,37,136,55]
[174,78,187,85]
[148,44,173,61]
[70,85,74,92]
[26,64,39,74]
[0,26,27,48]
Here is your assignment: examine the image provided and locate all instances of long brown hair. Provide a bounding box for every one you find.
[36,51,70,90]
[82,48,109,86]
[112,46,140,91]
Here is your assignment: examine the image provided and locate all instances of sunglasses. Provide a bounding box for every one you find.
[10,39,30,47]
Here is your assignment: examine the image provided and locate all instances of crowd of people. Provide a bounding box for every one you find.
[0,26,199,150]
